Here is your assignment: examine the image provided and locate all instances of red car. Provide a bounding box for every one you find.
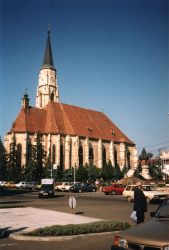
[102,184,125,195]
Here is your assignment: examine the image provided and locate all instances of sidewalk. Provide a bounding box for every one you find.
[0,207,102,235]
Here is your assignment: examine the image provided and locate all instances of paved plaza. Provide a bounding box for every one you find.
[0,207,102,233]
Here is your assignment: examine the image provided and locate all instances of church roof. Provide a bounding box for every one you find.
[10,101,135,145]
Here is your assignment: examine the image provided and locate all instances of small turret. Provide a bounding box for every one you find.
[22,89,29,110]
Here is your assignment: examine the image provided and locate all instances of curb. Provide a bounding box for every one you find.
[10,231,118,242]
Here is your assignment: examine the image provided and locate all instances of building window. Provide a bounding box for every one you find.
[127,148,131,168]
[17,144,22,168]
[89,146,94,166]
[60,144,64,169]
[78,145,83,166]
[69,142,72,168]
[50,92,54,101]
[114,147,117,165]
[102,147,106,167]
[39,93,42,107]
[52,145,56,164]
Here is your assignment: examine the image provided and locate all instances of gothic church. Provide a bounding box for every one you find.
[4,31,138,171]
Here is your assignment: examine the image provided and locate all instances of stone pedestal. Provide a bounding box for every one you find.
[141,165,151,179]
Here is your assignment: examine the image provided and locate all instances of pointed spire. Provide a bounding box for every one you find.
[42,28,55,70]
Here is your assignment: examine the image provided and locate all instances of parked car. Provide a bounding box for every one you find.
[27,181,38,190]
[3,181,16,188]
[123,184,169,203]
[102,184,125,195]
[70,183,97,193]
[15,181,30,189]
[0,181,8,187]
[111,198,169,250]
[55,182,74,191]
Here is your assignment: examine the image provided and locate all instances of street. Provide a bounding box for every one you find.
[0,190,159,250]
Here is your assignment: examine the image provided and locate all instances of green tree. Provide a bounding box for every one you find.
[8,134,22,182]
[102,161,114,181]
[113,163,123,180]
[0,136,8,180]
[23,142,37,181]
[23,133,46,182]
[88,165,102,182]
[121,164,128,177]
[56,165,63,181]
[149,158,163,180]
[76,165,88,182]
[43,147,52,178]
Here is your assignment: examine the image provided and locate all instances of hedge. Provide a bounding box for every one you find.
[25,221,131,236]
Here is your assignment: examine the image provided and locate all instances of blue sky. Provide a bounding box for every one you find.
[0,0,169,156]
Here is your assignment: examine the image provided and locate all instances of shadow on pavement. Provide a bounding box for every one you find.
[0,227,28,238]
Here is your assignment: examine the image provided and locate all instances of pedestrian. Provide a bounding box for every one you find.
[133,182,147,224]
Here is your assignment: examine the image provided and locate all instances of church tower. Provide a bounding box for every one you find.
[36,30,59,108]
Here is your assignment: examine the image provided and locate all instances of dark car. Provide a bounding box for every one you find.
[102,184,125,195]
[38,184,55,198]
[111,198,169,250]
[70,183,97,193]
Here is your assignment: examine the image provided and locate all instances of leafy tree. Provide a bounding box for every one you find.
[88,165,102,182]
[43,147,52,178]
[121,164,128,177]
[0,136,8,180]
[23,142,37,181]
[7,134,21,182]
[102,161,114,181]
[63,168,73,182]
[112,163,123,180]
[149,159,163,180]
[23,133,46,182]
[76,165,88,182]
[56,165,63,181]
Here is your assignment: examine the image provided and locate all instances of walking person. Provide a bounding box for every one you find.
[133,182,147,224]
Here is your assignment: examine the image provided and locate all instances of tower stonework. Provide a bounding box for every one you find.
[36,30,59,108]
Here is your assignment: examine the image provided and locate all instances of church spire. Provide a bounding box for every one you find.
[42,28,55,70]
[36,29,60,108]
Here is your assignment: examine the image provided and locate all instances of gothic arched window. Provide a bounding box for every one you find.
[102,146,106,167]
[89,146,94,166]
[114,147,117,165]
[17,144,22,168]
[127,148,131,168]
[52,145,56,164]
[78,145,83,166]
[39,93,42,107]
[60,144,64,169]
[50,92,54,101]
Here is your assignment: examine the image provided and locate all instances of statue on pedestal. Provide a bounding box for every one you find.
[139,148,152,180]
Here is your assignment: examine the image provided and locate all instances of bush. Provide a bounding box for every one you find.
[25,221,130,237]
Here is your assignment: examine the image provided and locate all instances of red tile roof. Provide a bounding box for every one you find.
[10,102,135,145]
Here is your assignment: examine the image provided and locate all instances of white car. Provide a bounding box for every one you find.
[15,181,30,189]
[55,182,74,191]
[123,184,169,203]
